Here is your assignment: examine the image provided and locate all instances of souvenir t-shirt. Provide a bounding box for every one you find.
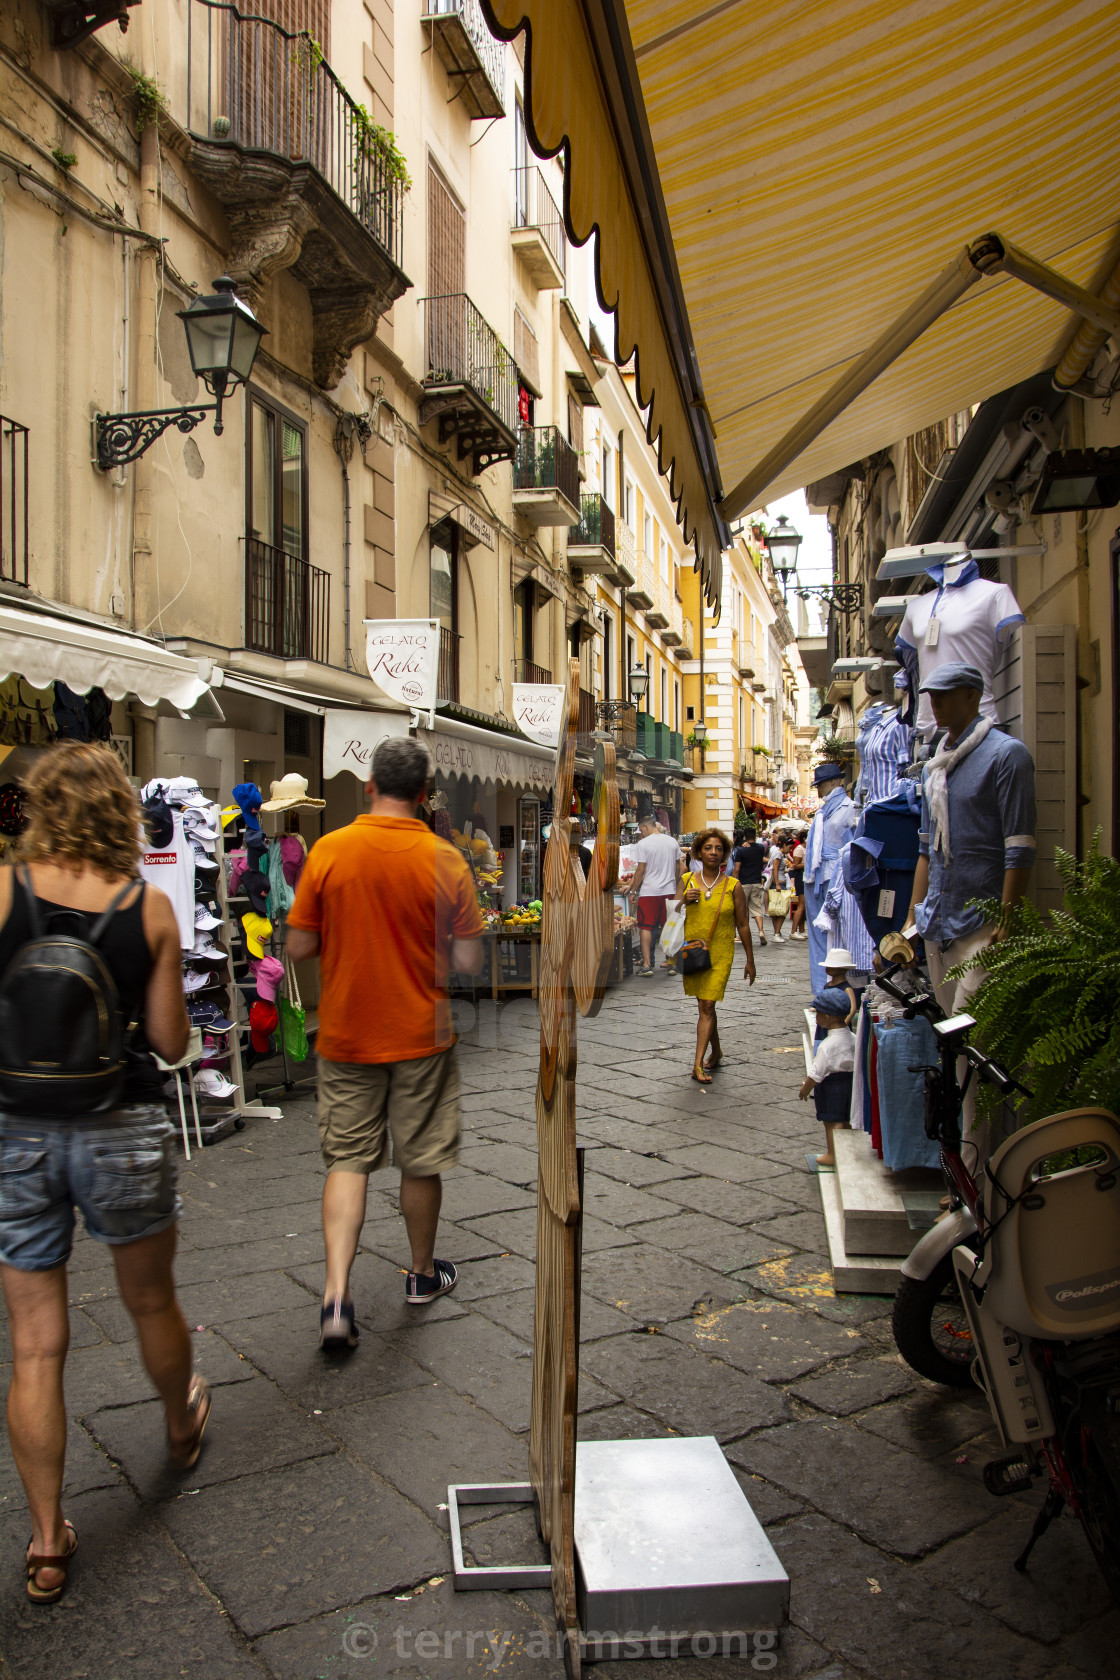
[629,830,681,897]
[288,815,484,1064]
[899,573,1024,735]
[137,810,196,948]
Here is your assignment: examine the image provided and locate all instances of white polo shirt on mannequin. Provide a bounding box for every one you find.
[898,561,1024,735]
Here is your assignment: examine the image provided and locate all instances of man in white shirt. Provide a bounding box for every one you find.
[628,816,682,976]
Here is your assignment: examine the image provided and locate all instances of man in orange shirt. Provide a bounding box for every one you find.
[287,737,484,1348]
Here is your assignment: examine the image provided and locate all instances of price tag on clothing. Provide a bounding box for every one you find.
[877,888,896,918]
[924,617,941,647]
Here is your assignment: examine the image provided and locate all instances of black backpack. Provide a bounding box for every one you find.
[0,870,138,1117]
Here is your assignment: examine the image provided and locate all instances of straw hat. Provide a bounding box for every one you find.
[259,773,326,812]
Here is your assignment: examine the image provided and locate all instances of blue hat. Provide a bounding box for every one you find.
[813,761,845,787]
[812,987,851,1016]
[918,662,984,694]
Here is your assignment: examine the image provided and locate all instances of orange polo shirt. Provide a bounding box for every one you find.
[287,815,484,1064]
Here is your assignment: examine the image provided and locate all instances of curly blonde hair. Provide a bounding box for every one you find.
[690,827,732,862]
[22,743,143,877]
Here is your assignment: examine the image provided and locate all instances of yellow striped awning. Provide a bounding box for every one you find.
[482,0,1120,591]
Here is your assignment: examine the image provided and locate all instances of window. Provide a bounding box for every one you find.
[430,520,458,631]
[661,664,667,722]
[513,578,534,663]
[625,478,635,529]
[660,534,670,581]
[514,99,529,223]
[602,611,613,699]
[248,393,307,559]
[427,161,465,298]
[601,444,613,508]
[284,711,311,757]
[686,703,695,722]
[626,632,636,686]
[739,695,744,754]
[643,511,652,556]
[674,679,680,731]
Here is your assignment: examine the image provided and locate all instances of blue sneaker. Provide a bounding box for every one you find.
[406,1259,458,1305]
[319,1297,358,1350]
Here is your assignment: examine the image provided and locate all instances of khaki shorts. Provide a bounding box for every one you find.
[318,1048,461,1177]
[741,882,766,917]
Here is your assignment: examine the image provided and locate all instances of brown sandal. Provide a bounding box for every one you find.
[691,1064,712,1084]
[26,1520,77,1604]
[170,1374,212,1471]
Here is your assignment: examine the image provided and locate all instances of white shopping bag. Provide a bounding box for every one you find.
[660,897,687,960]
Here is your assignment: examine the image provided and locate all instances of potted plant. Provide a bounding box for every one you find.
[949,838,1120,1122]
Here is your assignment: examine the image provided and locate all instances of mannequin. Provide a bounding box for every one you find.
[895,557,1024,739]
[855,671,914,804]
[803,763,860,995]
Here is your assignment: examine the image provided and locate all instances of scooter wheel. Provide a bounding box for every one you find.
[892,1255,976,1388]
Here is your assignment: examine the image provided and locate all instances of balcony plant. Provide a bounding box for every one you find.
[125,65,167,134]
[948,837,1120,1123]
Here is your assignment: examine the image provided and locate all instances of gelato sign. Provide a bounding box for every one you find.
[363,619,439,714]
[512,682,567,749]
[323,709,409,781]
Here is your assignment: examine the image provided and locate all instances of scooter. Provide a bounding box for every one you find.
[875,944,1120,1601]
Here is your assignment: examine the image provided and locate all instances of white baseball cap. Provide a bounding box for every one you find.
[188,935,228,966]
[182,968,212,992]
[193,1068,236,1099]
[194,902,222,931]
[191,844,219,871]
[168,777,211,809]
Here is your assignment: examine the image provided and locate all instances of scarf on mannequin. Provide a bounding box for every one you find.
[925,716,994,863]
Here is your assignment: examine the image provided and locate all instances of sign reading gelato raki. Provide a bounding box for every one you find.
[511,683,567,749]
[323,709,409,780]
[363,620,439,715]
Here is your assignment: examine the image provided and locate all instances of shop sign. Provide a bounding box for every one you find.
[323,709,409,780]
[428,491,495,552]
[363,619,439,713]
[425,727,553,792]
[511,682,567,748]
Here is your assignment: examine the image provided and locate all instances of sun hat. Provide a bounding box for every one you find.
[241,911,273,958]
[260,772,326,812]
[917,661,985,694]
[824,948,855,970]
[194,902,222,931]
[812,987,853,1017]
[193,1067,237,1099]
[251,955,285,1002]
[249,999,279,1053]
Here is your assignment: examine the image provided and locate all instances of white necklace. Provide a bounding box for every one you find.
[699,865,721,899]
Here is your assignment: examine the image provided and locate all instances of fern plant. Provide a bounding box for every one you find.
[948,835,1120,1121]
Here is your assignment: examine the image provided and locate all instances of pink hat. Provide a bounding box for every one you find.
[251,955,285,1001]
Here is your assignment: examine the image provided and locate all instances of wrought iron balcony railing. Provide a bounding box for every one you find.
[514,658,552,685]
[0,413,29,587]
[569,491,615,558]
[422,0,505,117]
[421,294,519,470]
[186,0,405,269]
[595,699,637,750]
[512,165,566,282]
[245,538,329,664]
[514,426,579,508]
[438,625,461,703]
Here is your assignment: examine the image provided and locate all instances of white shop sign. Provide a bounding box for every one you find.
[323,709,409,780]
[425,729,553,793]
[363,619,439,715]
[511,682,567,749]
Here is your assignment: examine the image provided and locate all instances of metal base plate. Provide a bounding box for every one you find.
[573,1437,789,1644]
[447,1483,551,1591]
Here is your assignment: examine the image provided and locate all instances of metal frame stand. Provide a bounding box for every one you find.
[447,1483,551,1591]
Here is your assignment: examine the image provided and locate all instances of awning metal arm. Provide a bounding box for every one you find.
[718,233,1120,522]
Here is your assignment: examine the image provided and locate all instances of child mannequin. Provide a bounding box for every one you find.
[823,947,858,1024]
[800,986,857,1167]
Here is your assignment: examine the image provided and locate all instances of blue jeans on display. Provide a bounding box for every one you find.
[874,1018,941,1171]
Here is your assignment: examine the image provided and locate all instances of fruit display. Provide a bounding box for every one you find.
[500,899,542,932]
[614,909,636,932]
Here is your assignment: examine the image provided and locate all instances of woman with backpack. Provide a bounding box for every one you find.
[0,744,207,1604]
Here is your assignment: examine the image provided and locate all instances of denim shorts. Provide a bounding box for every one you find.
[0,1104,181,1272]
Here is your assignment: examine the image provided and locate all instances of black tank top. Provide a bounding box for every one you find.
[0,874,162,1103]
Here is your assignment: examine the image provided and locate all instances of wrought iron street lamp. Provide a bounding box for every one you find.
[692,719,708,747]
[764,514,802,590]
[95,275,266,470]
[628,663,650,709]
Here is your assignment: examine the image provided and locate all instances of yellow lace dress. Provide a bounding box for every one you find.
[682,869,739,1001]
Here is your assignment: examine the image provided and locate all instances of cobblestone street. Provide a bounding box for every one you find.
[0,941,1115,1679]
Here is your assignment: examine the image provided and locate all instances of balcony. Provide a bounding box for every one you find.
[420,294,518,475]
[595,699,637,752]
[679,616,694,658]
[514,659,552,685]
[512,426,580,528]
[185,1,410,389]
[647,570,671,630]
[0,413,29,587]
[629,548,655,612]
[245,539,329,664]
[663,596,683,648]
[616,520,638,591]
[512,166,566,289]
[438,626,461,704]
[568,493,628,588]
[422,0,505,120]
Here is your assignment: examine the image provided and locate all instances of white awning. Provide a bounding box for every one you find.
[417,713,555,794]
[0,604,210,710]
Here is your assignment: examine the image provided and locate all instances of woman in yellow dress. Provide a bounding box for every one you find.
[679,829,756,1082]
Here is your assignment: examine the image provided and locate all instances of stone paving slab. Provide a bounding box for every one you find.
[627,1209,793,1274]
[580,1330,789,1441]
[663,1296,869,1383]
[787,1357,917,1417]
[218,1306,433,1412]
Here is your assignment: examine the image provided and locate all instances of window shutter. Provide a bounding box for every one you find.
[567,391,584,454]
[514,307,540,395]
[427,163,465,298]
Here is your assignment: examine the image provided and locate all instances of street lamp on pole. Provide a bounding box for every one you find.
[628,663,650,710]
[764,514,803,596]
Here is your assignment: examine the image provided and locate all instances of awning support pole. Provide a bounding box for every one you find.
[718,232,1120,522]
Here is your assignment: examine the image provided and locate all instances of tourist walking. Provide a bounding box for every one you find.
[0,744,203,1605]
[678,829,755,1082]
[730,823,769,946]
[766,836,791,942]
[789,835,807,939]
[287,737,484,1349]
[628,814,682,975]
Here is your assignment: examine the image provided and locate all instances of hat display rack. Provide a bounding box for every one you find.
[144,778,281,1140]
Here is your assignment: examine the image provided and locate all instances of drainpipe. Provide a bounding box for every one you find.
[617,426,626,705]
[132,121,161,633]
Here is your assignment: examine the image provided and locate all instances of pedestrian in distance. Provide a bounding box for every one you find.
[286,737,484,1350]
[729,823,769,945]
[628,814,683,976]
[0,744,205,1605]
[766,836,791,943]
[788,835,808,939]
[678,829,756,1083]
[798,986,856,1167]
